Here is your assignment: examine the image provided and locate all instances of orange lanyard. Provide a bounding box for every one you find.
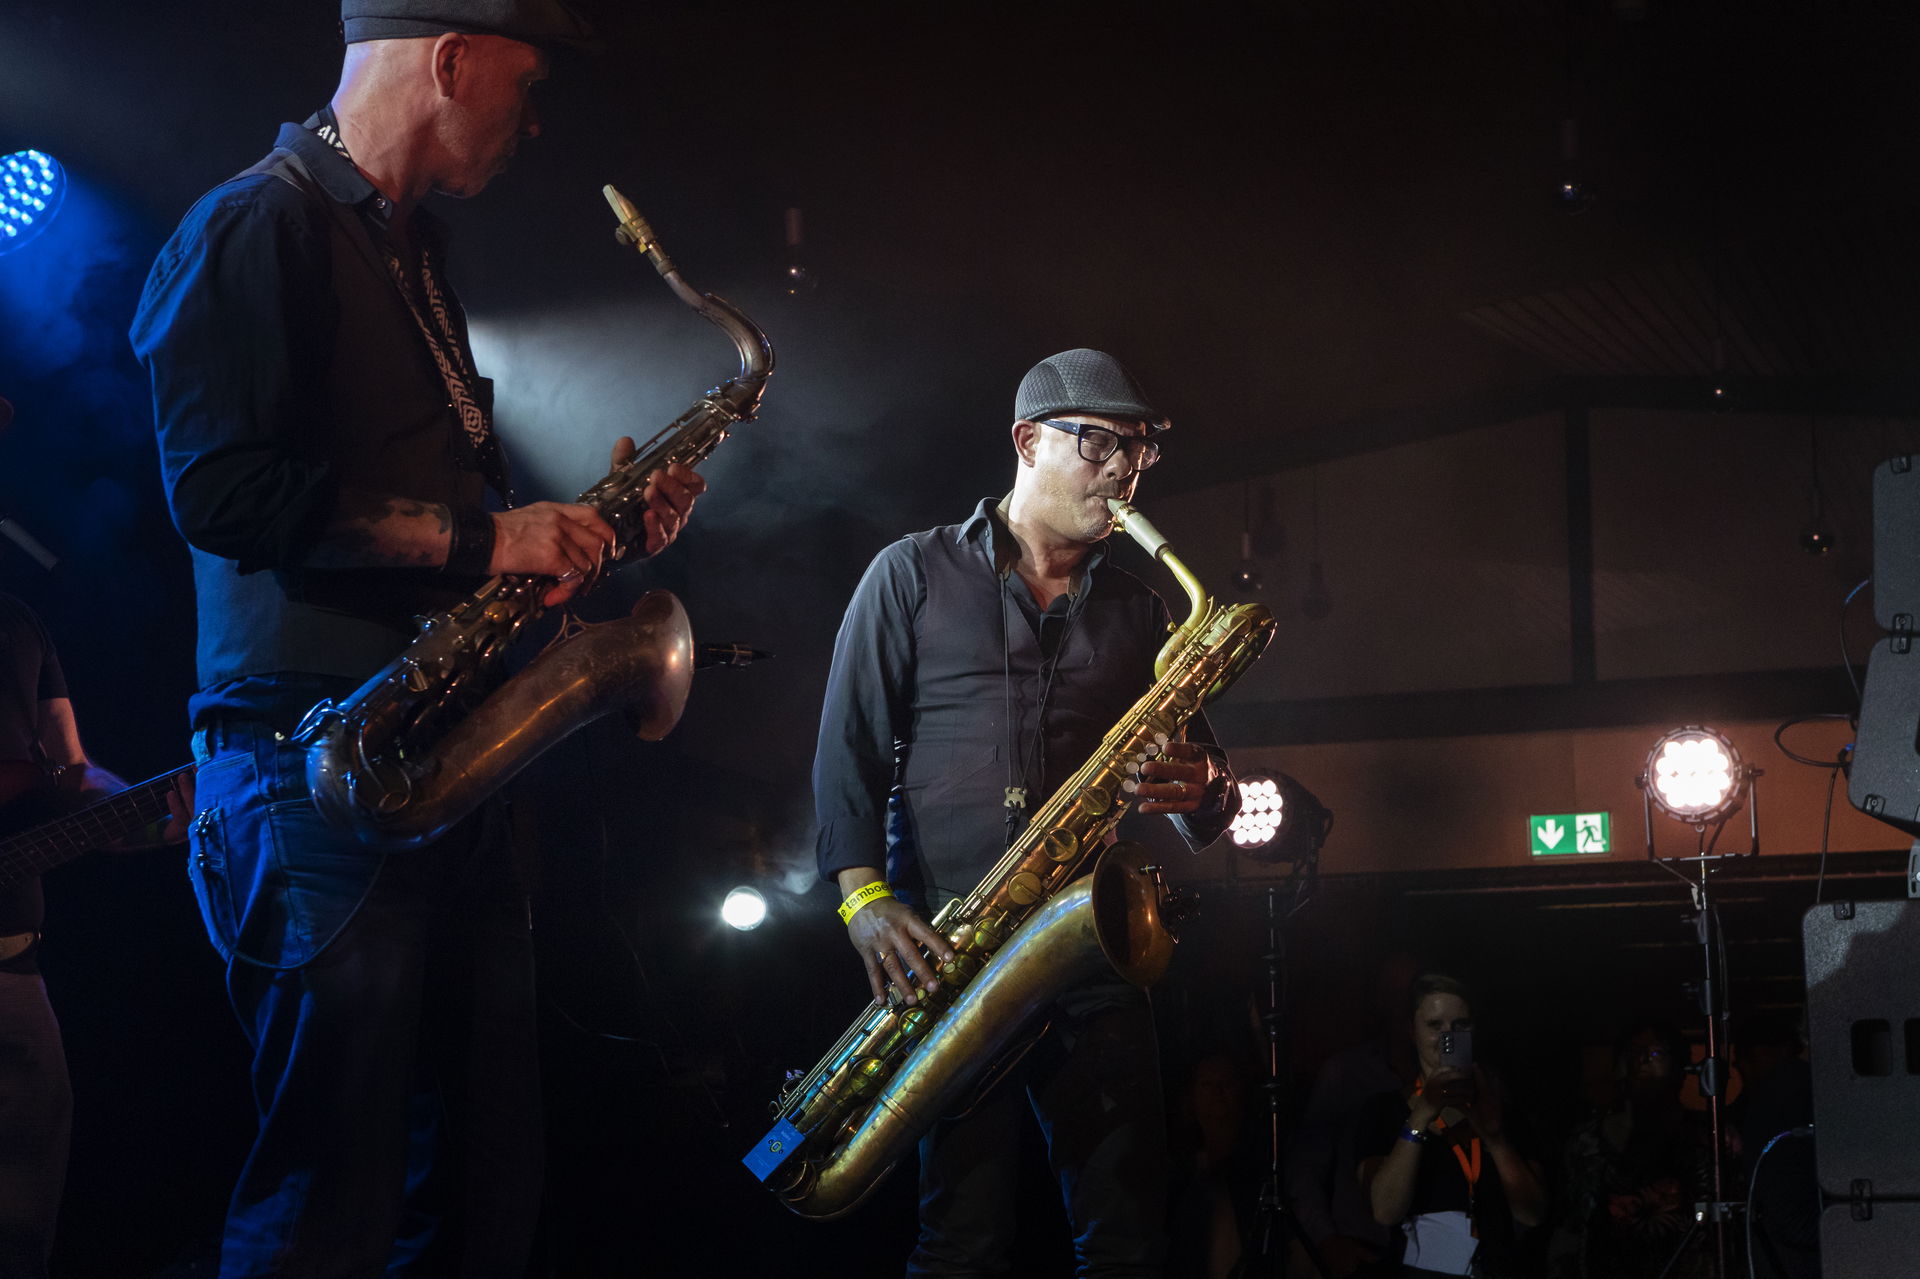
[1413,1078,1483,1226]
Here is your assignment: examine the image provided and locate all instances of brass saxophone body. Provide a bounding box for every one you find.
[746,500,1275,1219]
[294,188,773,851]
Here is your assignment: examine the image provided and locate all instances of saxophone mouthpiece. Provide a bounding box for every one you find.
[1107,499,1171,562]
[696,642,774,669]
[602,184,654,249]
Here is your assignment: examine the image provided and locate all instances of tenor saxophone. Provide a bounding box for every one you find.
[294,188,774,850]
[745,500,1275,1219]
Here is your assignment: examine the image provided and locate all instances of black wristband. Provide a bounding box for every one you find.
[444,506,495,577]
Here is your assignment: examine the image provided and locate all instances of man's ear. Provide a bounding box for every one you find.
[1012,419,1040,467]
[432,32,471,98]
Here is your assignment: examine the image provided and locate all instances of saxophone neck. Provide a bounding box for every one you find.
[604,183,775,417]
[1107,499,1210,676]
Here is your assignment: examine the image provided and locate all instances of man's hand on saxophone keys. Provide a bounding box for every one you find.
[608,435,708,558]
[836,866,957,1007]
[1132,739,1220,815]
[487,502,618,607]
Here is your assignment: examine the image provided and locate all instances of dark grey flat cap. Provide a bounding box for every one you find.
[1014,349,1168,430]
[342,0,598,50]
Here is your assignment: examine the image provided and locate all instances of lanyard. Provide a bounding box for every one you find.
[1413,1078,1484,1229]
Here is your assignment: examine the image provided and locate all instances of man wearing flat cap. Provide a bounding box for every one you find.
[811,349,1239,1276]
[130,3,702,1274]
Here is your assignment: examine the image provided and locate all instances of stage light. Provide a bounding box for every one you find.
[0,150,67,256]
[1230,775,1282,849]
[721,886,768,931]
[1642,726,1747,825]
[1229,772,1332,864]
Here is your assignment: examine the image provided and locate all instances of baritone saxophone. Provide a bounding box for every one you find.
[745,499,1275,1218]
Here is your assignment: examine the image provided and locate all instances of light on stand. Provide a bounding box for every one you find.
[721,886,768,931]
[1642,726,1752,831]
[1632,724,1761,1278]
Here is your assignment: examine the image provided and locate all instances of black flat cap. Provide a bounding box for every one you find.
[342,0,598,50]
[1014,349,1168,430]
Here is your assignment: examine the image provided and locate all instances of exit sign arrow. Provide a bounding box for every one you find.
[1537,818,1565,849]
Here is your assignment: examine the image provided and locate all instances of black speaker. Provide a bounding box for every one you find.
[1804,900,1920,1276]
[1849,456,1920,835]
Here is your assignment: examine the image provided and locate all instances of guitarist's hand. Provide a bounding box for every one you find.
[161,768,196,845]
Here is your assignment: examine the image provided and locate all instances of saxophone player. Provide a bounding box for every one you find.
[813,349,1238,1276]
[128,3,703,1274]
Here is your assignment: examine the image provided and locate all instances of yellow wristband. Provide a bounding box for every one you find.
[837,880,893,924]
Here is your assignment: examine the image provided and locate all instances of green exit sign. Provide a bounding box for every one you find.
[1530,812,1611,856]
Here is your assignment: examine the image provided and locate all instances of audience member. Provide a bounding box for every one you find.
[1547,1018,1713,1279]
[1357,974,1547,1278]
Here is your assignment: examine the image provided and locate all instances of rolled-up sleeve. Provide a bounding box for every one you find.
[130,174,340,573]
[813,539,923,883]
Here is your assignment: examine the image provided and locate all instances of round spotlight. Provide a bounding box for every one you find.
[0,150,67,257]
[720,886,768,931]
[1229,772,1332,864]
[1643,726,1746,824]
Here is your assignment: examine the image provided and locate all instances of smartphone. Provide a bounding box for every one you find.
[1438,1029,1474,1074]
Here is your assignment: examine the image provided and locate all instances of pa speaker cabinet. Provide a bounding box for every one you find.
[1804,900,1920,1276]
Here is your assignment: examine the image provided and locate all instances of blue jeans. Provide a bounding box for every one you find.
[190,714,541,1279]
[908,983,1169,1279]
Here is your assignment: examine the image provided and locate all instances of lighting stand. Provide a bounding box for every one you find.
[1230,853,1330,1279]
[1638,767,1762,1279]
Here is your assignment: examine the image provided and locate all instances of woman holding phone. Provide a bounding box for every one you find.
[1356,973,1549,1277]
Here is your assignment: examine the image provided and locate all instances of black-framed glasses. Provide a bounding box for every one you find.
[1039,419,1163,470]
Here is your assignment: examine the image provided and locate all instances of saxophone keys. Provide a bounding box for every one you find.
[1041,828,1078,863]
[1006,871,1047,906]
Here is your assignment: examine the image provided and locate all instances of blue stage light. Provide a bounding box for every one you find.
[0,150,67,256]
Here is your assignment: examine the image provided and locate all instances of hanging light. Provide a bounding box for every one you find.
[720,886,768,931]
[0,150,67,256]
[1642,726,1747,825]
[1229,772,1332,863]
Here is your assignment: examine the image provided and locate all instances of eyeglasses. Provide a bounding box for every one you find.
[1040,419,1163,471]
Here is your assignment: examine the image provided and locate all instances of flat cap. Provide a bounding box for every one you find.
[1014,349,1167,430]
[341,0,598,50]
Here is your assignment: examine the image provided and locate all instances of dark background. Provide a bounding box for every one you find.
[3,1,1917,1274]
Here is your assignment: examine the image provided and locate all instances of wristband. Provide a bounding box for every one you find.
[837,880,893,924]
[444,506,496,577]
[1399,1125,1428,1146]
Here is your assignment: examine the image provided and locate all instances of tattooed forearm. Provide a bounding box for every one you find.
[305,490,454,568]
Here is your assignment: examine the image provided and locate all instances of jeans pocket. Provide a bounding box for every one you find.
[266,797,384,966]
[187,755,252,961]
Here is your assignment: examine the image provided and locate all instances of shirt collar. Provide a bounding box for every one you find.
[279,115,449,243]
[957,495,1109,576]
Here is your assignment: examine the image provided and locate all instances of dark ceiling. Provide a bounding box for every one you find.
[8,0,1918,472]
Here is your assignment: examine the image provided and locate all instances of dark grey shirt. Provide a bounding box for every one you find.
[813,497,1231,908]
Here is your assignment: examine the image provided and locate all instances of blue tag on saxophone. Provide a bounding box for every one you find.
[744,1117,805,1182]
